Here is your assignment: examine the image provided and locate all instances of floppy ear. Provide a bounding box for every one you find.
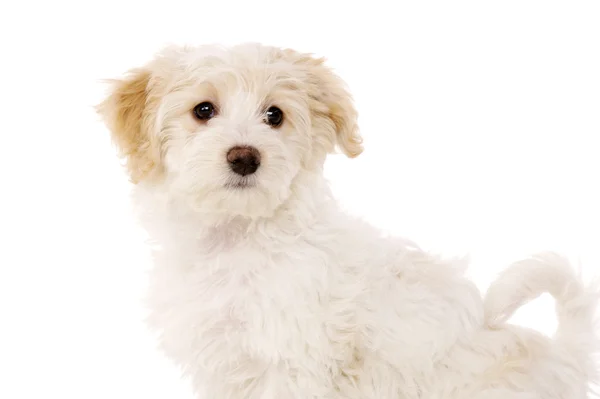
[283,50,363,158]
[96,68,162,183]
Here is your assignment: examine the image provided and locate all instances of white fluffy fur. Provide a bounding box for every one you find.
[99,43,599,398]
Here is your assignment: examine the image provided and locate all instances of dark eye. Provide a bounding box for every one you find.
[265,106,283,127]
[193,102,216,120]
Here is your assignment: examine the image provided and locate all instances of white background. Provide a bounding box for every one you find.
[1,1,599,398]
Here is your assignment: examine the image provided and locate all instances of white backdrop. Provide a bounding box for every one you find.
[1,1,598,398]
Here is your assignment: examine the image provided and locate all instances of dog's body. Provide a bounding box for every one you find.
[99,43,598,398]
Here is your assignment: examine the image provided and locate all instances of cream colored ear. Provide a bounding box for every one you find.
[96,68,162,183]
[282,49,364,158]
[310,59,363,158]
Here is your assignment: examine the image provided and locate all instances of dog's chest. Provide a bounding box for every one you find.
[148,240,337,374]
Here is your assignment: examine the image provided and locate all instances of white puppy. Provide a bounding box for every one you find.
[98,43,598,398]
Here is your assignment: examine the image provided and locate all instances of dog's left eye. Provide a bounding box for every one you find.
[193,102,216,121]
[265,106,284,128]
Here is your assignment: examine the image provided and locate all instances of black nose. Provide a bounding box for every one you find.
[226,146,261,176]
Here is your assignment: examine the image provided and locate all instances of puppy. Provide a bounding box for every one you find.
[98,43,598,398]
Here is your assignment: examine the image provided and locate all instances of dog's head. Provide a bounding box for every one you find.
[97,43,362,219]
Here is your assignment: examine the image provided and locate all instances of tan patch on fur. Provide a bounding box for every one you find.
[479,334,541,389]
[278,49,364,158]
[96,68,162,183]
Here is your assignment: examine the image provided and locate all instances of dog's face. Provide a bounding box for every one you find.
[98,44,362,219]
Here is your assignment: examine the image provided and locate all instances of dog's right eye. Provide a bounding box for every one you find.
[193,102,216,120]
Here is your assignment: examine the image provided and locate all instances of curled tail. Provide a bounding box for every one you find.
[483,252,599,382]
